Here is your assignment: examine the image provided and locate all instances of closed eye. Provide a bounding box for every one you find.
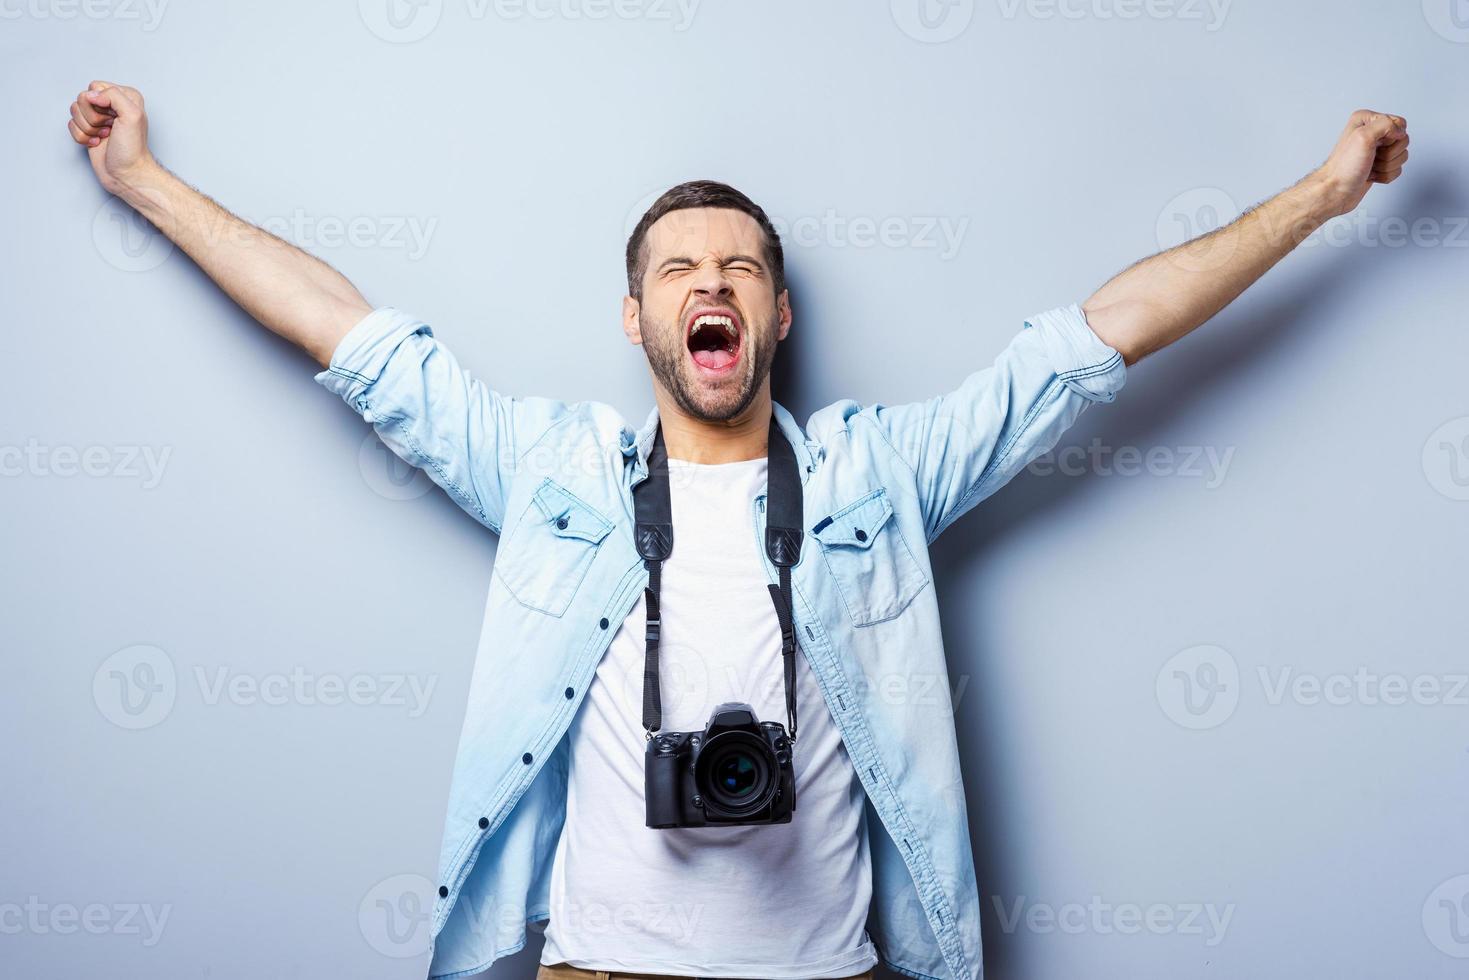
[656,258,697,278]
[722,254,765,277]
[654,256,766,278]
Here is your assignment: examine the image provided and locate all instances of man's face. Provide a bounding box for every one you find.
[623,207,791,422]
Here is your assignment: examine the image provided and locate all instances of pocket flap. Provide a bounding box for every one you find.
[530,479,613,545]
[811,489,894,549]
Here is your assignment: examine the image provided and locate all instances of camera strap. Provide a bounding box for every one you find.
[633,414,805,743]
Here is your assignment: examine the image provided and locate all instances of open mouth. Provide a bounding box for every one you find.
[685,308,743,375]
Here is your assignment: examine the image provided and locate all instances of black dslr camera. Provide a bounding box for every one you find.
[645,702,796,828]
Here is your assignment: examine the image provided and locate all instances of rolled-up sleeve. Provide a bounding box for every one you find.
[861,302,1126,543]
[316,307,433,414]
[1025,303,1128,403]
[315,307,527,534]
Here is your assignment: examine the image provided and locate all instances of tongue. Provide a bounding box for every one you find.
[692,348,735,370]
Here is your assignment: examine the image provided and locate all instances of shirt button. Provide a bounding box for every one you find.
[854,528,868,541]
[556,516,569,530]
[522,752,533,764]
[438,886,449,898]
[478,816,489,829]
[564,687,574,699]
[599,617,609,629]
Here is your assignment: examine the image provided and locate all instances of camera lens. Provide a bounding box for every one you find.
[714,751,758,798]
[695,732,777,817]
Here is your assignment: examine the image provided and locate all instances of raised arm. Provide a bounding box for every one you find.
[69,80,580,534]
[68,80,369,367]
[860,108,1409,542]
[1083,109,1409,366]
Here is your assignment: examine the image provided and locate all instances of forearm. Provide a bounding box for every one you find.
[1082,174,1336,366]
[115,159,371,367]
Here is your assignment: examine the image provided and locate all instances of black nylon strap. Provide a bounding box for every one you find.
[763,415,804,742]
[766,569,798,742]
[635,425,673,734]
[632,416,804,741]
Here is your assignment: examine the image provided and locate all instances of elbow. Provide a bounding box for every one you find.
[308,296,375,370]
[1081,297,1157,368]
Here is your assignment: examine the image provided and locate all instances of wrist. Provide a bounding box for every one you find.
[111,154,167,211]
[1256,171,1342,249]
[1300,167,1354,221]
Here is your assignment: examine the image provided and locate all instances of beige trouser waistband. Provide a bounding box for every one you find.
[536,961,876,980]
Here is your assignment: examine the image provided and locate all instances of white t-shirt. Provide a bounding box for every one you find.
[540,456,877,979]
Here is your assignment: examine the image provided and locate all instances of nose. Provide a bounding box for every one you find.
[690,259,733,301]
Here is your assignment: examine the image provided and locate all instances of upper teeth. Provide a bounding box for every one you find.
[693,314,737,340]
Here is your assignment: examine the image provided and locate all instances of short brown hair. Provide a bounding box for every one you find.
[625,180,786,301]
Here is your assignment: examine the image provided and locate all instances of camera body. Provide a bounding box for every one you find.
[645,701,795,828]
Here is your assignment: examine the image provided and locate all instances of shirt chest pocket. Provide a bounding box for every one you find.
[811,488,930,628]
[495,478,614,617]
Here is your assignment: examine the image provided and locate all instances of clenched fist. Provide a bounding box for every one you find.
[1315,109,1409,217]
[68,80,155,196]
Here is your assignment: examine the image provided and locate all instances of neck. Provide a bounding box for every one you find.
[653,384,773,464]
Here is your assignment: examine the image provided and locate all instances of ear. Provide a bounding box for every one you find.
[622,295,642,345]
[775,289,792,342]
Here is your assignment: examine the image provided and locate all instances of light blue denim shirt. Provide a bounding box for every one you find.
[316,303,1126,980]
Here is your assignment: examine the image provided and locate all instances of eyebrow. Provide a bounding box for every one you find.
[655,254,768,274]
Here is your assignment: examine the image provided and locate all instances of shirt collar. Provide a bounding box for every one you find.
[622,400,818,487]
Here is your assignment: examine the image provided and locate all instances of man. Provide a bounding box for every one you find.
[68,80,1407,980]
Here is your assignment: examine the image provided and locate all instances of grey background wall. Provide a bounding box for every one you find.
[3,1,1467,977]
